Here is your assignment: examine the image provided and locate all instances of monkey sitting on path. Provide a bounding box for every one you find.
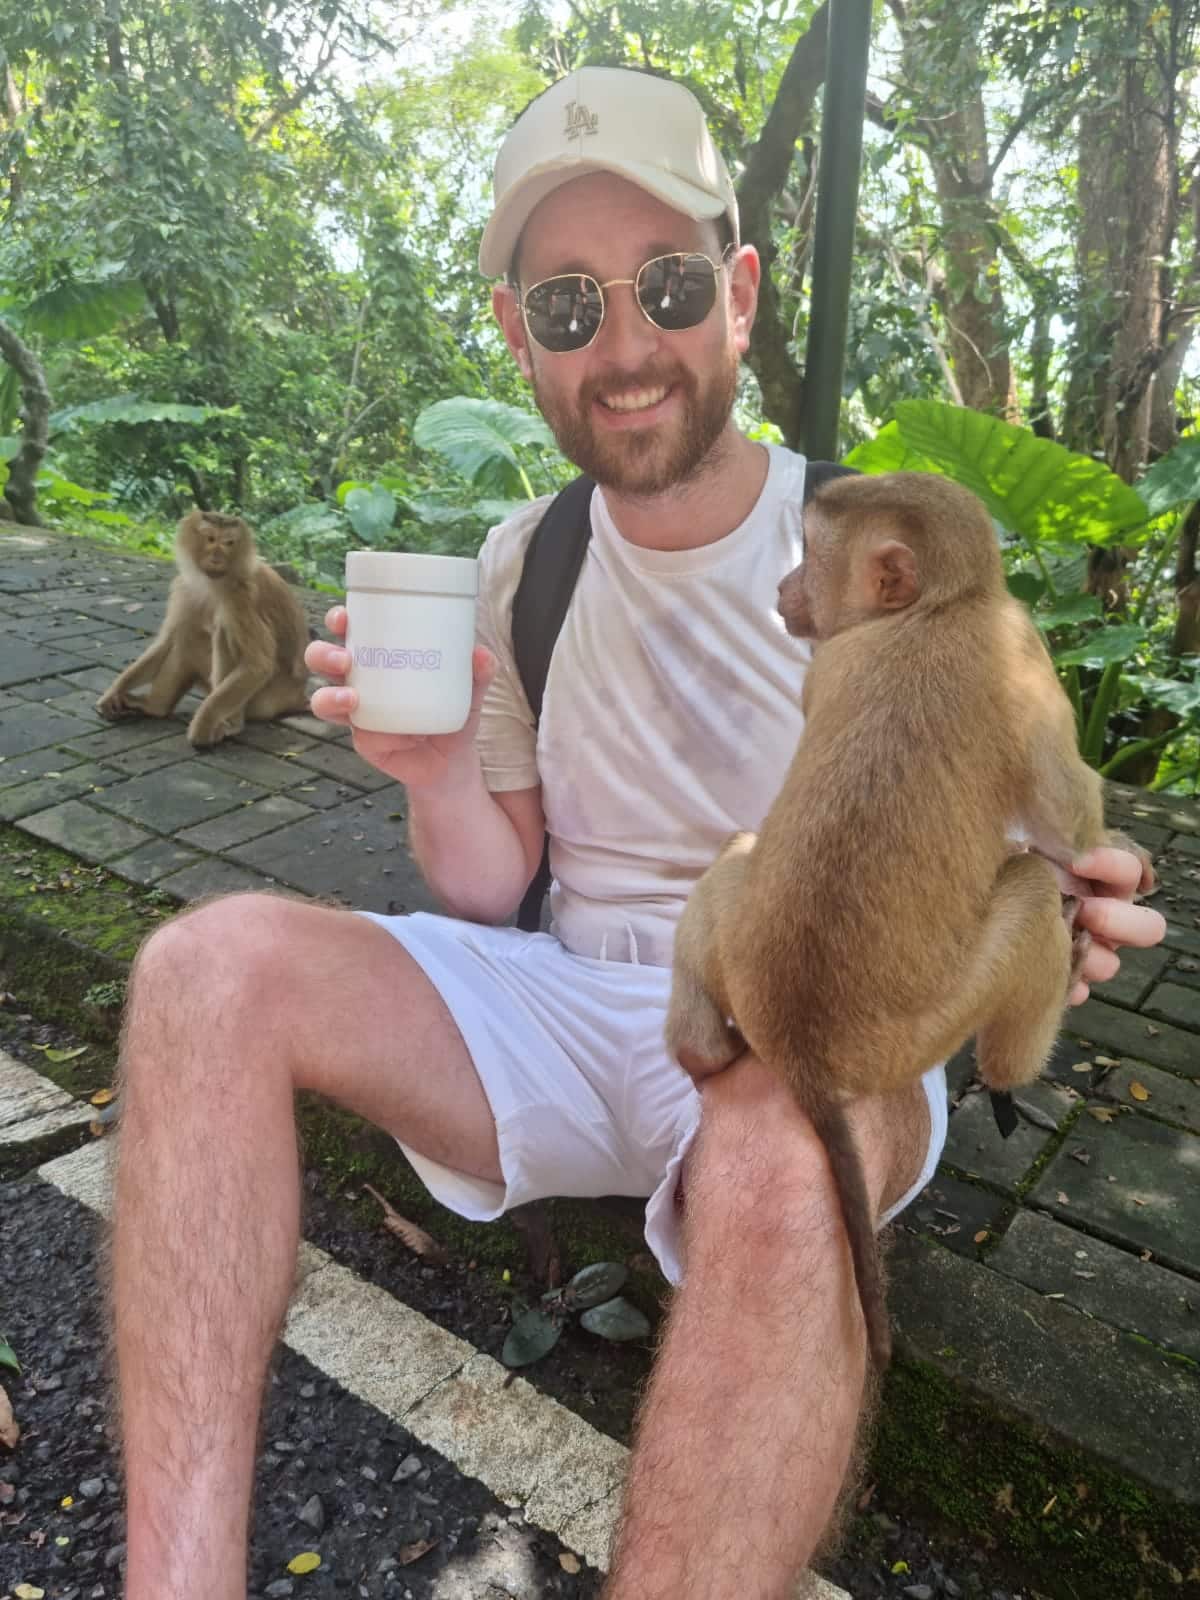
[664,471,1154,1370]
[97,510,310,748]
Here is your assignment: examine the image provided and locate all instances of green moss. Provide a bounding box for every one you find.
[872,1357,1200,1598]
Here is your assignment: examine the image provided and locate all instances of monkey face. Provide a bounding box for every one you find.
[780,501,922,641]
[184,512,248,577]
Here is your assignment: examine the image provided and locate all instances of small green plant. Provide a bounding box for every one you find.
[501,1261,651,1368]
[0,1334,19,1374]
[83,979,126,1010]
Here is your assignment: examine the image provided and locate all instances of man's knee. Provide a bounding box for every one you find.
[128,890,309,1041]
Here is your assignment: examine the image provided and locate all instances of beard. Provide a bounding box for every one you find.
[530,342,739,498]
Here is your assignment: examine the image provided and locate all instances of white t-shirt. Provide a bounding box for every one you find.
[475,443,812,969]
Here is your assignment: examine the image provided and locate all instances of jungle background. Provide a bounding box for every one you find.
[7,0,1200,787]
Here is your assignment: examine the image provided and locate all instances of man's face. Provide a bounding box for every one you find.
[493,173,758,497]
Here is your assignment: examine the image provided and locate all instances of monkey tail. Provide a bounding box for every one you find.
[806,1095,893,1371]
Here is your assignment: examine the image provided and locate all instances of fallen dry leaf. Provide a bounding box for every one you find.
[287,1552,321,1575]
[14,1584,45,1599]
[363,1184,449,1263]
[1129,1081,1150,1102]
[559,1552,582,1574]
[90,1088,115,1106]
[0,1387,19,1450]
[1072,1061,1094,1074]
[1141,1249,1153,1262]
[995,1483,1015,1514]
[1087,1106,1115,1123]
[1056,1191,1070,1205]
[1042,1494,1058,1516]
[397,1538,438,1566]
[88,1120,107,1139]
[973,1229,989,1244]
[1094,1054,1120,1067]
[1132,1197,1147,1207]
[1146,1024,1160,1036]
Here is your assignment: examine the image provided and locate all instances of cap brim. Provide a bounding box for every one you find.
[479,158,728,278]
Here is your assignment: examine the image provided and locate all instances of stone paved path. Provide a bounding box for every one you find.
[2,524,1199,1588]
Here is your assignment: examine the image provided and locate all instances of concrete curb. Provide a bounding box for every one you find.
[34,1138,848,1596]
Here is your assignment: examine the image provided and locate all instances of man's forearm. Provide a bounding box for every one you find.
[406,756,531,924]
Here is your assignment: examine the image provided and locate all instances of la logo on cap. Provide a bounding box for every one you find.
[564,100,599,140]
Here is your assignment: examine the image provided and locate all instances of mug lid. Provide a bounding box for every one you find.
[346,550,479,597]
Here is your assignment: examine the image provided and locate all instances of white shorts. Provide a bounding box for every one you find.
[361,911,949,1285]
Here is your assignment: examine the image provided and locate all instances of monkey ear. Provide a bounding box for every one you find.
[867,540,919,610]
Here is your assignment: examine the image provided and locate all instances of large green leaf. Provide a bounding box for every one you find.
[841,420,939,476]
[1032,593,1103,630]
[413,397,557,495]
[1124,673,1200,718]
[343,485,396,542]
[501,1307,562,1368]
[1136,436,1200,520]
[893,400,1149,545]
[50,396,225,433]
[579,1297,651,1342]
[1053,624,1147,668]
[23,279,146,340]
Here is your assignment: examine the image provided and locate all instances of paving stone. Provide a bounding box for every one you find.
[1165,832,1200,859]
[0,698,101,758]
[0,637,94,686]
[228,798,436,912]
[30,687,108,725]
[0,1049,92,1145]
[7,675,78,700]
[1161,915,1200,958]
[1095,1060,1200,1134]
[102,733,196,776]
[90,763,268,833]
[901,1170,1010,1257]
[986,1208,1200,1364]
[1030,1107,1200,1276]
[237,723,318,757]
[59,721,184,760]
[1143,979,1200,1032]
[178,794,316,851]
[1064,997,1199,1079]
[1042,1037,1111,1092]
[1149,857,1200,906]
[58,665,125,694]
[1090,941,1170,1009]
[281,775,358,809]
[1107,780,1200,836]
[155,856,278,901]
[288,739,392,790]
[108,836,206,884]
[18,798,153,862]
[888,1229,1200,1506]
[279,711,347,742]
[0,763,126,821]
[941,1079,1078,1194]
[0,747,91,788]
[189,739,316,790]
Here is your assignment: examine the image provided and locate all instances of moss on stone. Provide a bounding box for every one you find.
[871,1356,1200,1598]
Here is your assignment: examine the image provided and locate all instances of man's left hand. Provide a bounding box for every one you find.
[1064,844,1167,1005]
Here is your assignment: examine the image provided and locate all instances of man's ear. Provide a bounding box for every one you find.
[728,244,760,356]
[492,283,534,381]
[867,539,919,610]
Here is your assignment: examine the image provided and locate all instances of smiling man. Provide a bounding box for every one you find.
[110,67,1165,1600]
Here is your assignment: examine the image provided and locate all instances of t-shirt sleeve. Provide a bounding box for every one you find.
[473,503,546,793]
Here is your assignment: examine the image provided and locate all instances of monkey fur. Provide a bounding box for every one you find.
[97,510,310,748]
[664,471,1155,1370]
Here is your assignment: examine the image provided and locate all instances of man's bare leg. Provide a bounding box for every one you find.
[604,1056,930,1600]
[112,893,500,1600]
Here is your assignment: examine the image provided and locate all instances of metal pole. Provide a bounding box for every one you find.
[799,0,872,461]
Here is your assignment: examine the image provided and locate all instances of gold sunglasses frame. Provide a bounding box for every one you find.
[519,247,736,354]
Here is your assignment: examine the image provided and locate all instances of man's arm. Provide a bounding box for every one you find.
[407,775,546,924]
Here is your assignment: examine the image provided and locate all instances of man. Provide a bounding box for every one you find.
[112,67,1165,1600]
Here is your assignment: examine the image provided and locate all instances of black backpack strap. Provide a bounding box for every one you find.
[510,474,595,932]
[803,459,859,501]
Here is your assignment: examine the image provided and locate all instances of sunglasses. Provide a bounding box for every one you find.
[520,249,734,354]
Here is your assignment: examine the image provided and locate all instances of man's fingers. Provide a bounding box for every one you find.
[1074,895,1166,949]
[324,604,348,637]
[305,640,351,678]
[310,684,356,724]
[1078,941,1120,986]
[1072,844,1150,897]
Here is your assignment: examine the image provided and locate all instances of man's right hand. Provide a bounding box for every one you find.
[306,605,497,790]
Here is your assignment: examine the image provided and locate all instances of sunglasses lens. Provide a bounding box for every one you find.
[523,274,604,352]
[637,253,718,331]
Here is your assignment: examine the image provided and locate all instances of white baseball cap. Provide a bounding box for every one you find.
[479,66,740,279]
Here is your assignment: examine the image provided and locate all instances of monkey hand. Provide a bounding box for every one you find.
[308,607,497,789]
[96,686,139,720]
[1056,844,1166,1005]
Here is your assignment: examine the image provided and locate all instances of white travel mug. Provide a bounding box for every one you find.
[344,551,479,735]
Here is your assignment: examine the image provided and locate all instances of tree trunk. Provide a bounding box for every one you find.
[0,318,49,526]
[895,7,1015,416]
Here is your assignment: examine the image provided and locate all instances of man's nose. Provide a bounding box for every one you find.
[595,282,659,365]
